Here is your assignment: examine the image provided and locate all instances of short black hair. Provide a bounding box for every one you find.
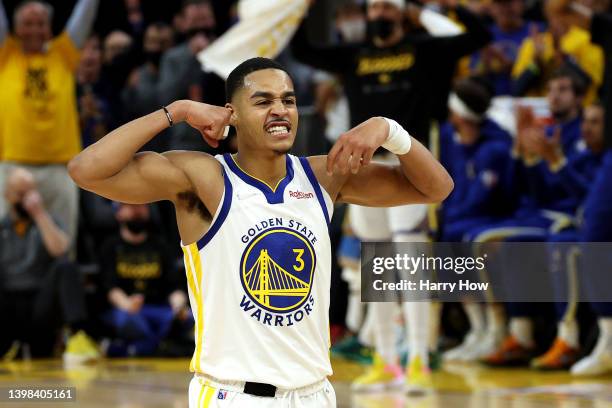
[225,57,294,103]
[550,64,590,97]
[453,76,493,116]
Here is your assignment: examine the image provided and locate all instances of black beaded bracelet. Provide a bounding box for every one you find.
[162,106,173,127]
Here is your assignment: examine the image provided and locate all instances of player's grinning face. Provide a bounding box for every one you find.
[230,69,298,155]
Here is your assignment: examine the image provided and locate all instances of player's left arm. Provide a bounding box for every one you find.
[313,117,454,207]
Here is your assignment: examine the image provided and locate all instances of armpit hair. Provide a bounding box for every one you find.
[177,191,211,220]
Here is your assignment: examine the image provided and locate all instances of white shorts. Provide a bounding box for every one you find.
[349,204,428,241]
[188,375,336,408]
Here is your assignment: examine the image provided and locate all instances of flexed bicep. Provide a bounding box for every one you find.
[71,151,194,204]
[69,100,229,205]
[338,162,434,206]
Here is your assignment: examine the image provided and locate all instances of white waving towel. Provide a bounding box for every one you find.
[198,0,308,79]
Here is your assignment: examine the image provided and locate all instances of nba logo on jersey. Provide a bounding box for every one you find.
[217,390,227,400]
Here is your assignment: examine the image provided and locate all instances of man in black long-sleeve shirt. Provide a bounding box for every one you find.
[291,0,491,143]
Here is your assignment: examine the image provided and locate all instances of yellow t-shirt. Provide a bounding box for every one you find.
[0,32,82,164]
[512,26,604,105]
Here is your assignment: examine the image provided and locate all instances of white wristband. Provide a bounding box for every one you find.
[381,117,412,155]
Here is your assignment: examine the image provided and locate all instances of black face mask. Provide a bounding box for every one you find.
[144,50,163,67]
[367,18,395,41]
[124,220,149,234]
[14,203,30,220]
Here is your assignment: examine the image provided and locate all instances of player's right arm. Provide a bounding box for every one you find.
[68,100,230,206]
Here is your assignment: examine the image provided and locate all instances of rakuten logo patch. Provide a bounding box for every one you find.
[289,190,314,199]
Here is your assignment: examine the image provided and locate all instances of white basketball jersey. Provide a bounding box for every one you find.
[181,153,334,389]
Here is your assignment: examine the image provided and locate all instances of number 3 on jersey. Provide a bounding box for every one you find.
[293,248,304,272]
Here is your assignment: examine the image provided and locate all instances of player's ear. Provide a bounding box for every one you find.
[225,103,238,126]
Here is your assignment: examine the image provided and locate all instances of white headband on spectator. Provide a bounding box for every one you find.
[448,93,482,121]
[367,0,406,10]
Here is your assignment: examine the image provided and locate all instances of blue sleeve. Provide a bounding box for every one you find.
[438,122,456,170]
[439,124,464,210]
[66,0,99,48]
[556,156,600,200]
[522,161,555,203]
[523,147,599,205]
[446,144,510,221]
[523,158,584,208]
[505,154,529,199]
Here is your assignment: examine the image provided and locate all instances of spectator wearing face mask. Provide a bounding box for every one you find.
[99,203,191,357]
[292,0,491,144]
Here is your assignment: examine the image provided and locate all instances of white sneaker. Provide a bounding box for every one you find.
[571,331,612,376]
[459,330,504,362]
[571,339,612,376]
[443,330,484,362]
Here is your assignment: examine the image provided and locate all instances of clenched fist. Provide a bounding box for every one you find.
[327,117,389,175]
[183,101,232,148]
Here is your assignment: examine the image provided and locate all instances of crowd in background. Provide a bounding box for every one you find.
[0,0,610,380]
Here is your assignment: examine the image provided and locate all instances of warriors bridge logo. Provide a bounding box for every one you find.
[239,224,317,326]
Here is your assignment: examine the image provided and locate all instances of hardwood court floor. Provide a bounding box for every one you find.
[0,357,611,407]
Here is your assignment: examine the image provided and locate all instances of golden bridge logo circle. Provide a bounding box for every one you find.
[240,227,316,313]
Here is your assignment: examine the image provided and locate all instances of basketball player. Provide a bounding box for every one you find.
[68,58,453,407]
